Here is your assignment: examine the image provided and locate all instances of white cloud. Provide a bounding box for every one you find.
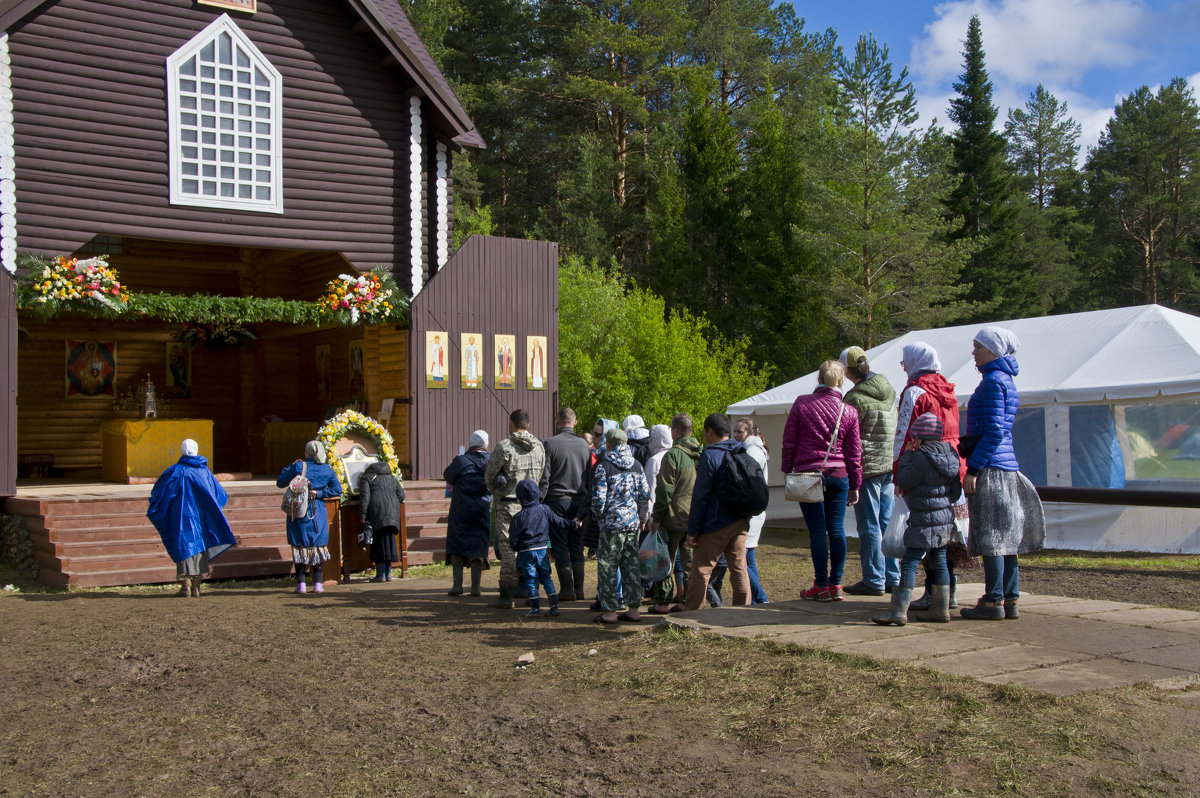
[905,0,1167,160]
[911,0,1150,88]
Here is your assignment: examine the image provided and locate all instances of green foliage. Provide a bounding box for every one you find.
[558,256,771,428]
[1085,78,1200,309]
[807,35,974,347]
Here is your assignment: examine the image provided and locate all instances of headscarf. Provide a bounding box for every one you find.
[901,341,941,378]
[974,326,1020,357]
[180,438,199,457]
[469,430,489,449]
[305,440,327,464]
[622,414,649,440]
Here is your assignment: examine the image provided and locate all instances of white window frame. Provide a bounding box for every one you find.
[166,13,283,214]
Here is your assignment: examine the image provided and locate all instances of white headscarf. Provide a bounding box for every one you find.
[469,430,489,449]
[180,439,199,457]
[974,326,1020,357]
[901,341,941,377]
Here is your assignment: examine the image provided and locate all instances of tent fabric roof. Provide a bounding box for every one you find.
[729,305,1200,416]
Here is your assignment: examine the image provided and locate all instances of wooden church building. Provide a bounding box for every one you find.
[0,0,559,585]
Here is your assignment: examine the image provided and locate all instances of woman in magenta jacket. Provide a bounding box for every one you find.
[781,360,862,601]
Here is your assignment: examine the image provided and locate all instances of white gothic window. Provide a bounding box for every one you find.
[166,14,283,213]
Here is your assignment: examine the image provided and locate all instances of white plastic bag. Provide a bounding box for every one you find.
[882,494,908,559]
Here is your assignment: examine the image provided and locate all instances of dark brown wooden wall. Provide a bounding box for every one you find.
[0,270,15,496]
[7,0,449,285]
[409,236,559,480]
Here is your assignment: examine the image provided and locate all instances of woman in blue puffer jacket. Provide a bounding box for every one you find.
[960,326,1037,620]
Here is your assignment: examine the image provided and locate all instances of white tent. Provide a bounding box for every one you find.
[730,305,1200,553]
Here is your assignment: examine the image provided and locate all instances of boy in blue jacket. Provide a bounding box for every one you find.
[509,479,577,617]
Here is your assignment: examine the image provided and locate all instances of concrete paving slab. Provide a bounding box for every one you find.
[1160,619,1200,637]
[1023,598,1147,616]
[1076,607,1200,627]
[920,643,1083,678]
[833,630,1002,662]
[772,623,927,648]
[981,657,1192,696]
[1115,642,1200,672]
[1008,592,1082,607]
[953,614,1200,655]
[1170,691,1200,706]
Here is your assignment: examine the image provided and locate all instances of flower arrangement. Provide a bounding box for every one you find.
[316,409,403,500]
[177,321,258,349]
[18,255,129,316]
[318,268,405,325]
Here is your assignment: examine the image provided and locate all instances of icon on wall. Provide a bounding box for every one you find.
[426,331,448,389]
[461,333,482,389]
[495,334,515,389]
[66,340,116,397]
[527,336,546,390]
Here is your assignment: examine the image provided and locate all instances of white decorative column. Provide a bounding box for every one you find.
[408,96,424,296]
[435,141,449,269]
[0,33,17,274]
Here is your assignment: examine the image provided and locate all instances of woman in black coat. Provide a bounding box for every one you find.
[359,461,406,582]
[444,430,492,596]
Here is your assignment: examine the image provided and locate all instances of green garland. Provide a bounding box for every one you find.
[13,255,409,327]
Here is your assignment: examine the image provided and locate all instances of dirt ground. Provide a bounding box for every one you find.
[3,529,1200,797]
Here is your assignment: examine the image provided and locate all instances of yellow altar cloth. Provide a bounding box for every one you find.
[247,421,320,475]
[100,419,214,482]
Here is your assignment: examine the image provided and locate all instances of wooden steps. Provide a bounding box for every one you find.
[5,478,453,586]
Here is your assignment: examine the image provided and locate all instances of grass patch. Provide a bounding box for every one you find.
[1022,549,1200,572]
[538,628,1199,795]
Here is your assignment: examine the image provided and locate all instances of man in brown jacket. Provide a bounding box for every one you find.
[647,413,702,614]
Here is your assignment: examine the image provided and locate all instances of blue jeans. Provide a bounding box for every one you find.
[853,473,898,589]
[517,548,557,600]
[982,554,1020,602]
[799,475,849,587]
[900,546,947,590]
[746,547,769,603]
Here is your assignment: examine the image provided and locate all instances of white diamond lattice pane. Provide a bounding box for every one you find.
[167,14,282,213]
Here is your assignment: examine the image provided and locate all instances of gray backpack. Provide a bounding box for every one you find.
[281,461,311,520]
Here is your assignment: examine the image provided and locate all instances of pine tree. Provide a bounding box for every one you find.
[946,15,1025,316]
[807,35,972,347]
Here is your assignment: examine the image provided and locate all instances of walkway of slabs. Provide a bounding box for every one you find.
[665,584,1200,697]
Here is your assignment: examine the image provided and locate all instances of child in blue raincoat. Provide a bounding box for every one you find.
[147,439,236,597]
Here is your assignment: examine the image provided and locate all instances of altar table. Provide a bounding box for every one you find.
[99,418,214,482]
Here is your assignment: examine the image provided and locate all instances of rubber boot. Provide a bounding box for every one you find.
[547,593,560,617]
[190,575,202,598]
[910,584,950,623]
[555,561,576,602]
[960,599,1005,620]
[469,564,483,596]
[948,572,958,609]
[176,578,190,597]
[489,583,514,609]
[909,578,932,611]
[571,562,586,602]
[1004,599,1019,620]
[871,586,912,626]
[448,564,464,596]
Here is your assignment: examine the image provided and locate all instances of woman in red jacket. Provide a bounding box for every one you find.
[780,360,862,602]
[893,342,970,610]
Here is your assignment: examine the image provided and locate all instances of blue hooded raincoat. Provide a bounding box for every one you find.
[147,454,236,563]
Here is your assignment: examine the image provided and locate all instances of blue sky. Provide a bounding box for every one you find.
[789,0,1200,156]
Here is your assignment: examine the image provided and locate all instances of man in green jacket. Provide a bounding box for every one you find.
[840,347,900,595]
[647,413,703,613]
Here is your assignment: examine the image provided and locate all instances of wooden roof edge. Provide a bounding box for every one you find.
[0,0,484,150]
[351,0,484,150]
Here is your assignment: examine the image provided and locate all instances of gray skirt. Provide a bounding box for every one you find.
[176,550,209,578]
[966,468,1045,557]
